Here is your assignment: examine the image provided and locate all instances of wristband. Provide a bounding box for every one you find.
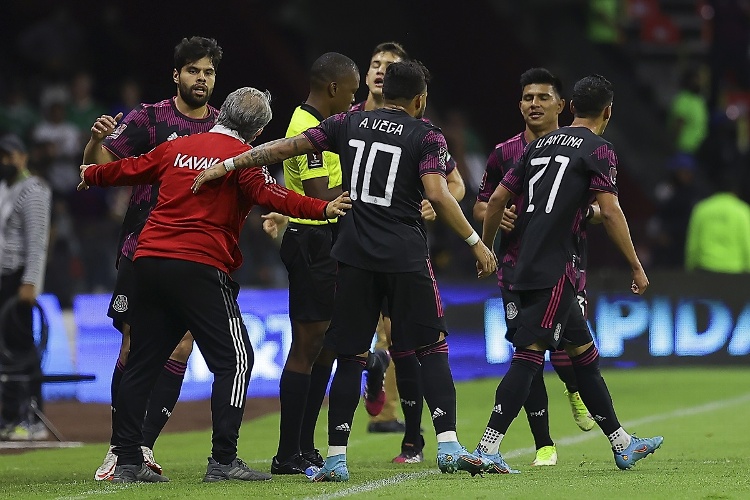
[224,157,236,172]
[465,231,480,246]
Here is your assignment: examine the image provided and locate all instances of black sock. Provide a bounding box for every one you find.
[110,359,125,445]
[141,359,186,449]
[550,349,578,393]
[276,370,311,459]
[487,349,544,435]
[391,349,423,445]
[524,363,554,449]
[416,340,456,435]
[327,355,366,446]
[300,362,332,453]
[570,344,621,435]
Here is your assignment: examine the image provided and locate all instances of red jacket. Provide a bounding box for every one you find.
[84,130,328,273]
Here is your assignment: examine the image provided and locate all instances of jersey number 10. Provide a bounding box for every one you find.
[348,139,402,207]
[526,155,570,213]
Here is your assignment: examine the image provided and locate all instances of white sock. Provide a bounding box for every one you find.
[478,427,503,455]
[436,431,457,443]
[608,427,632,452]
[327,446,347,458]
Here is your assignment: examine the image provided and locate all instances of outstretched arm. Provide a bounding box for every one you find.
[192,135,316,192]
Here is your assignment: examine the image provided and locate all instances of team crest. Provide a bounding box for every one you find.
[553,323,562,341]
[506,302,518,320]
[109,123,127,140]
[112,294,128,313]
[609,166,618,185]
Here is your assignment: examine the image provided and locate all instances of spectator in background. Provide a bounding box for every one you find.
[685,173,750,274]
[648,153,706,268]
[0,134,52,441]
[67,72,107,137]
[587,0,623,45]
[111,78,143,119]
[0,80,39,141]
[668,67,709,157]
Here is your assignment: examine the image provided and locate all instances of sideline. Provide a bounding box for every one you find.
[299,392,750,500]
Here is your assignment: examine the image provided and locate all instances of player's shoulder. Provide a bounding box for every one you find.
[349,101,366,112]
[142,99,173,111]
[287,106,321,136]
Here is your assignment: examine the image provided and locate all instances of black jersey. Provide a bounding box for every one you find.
[500,126,618,290]
[103,98,218,261]
[303,108,448,272]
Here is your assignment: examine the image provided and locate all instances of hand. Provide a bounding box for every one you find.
[420,199,436,221]
[77,164,94,191]
[261,212,289,239]
[17,284,36,304]
[630,268,649,295]
[500,204,517,233]
[90,112,123,141]
[192,163,229,193]
[472,241,498,278]
[325,191,352,218]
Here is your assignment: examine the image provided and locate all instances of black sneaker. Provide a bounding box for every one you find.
[301,448,325,468]
[203,457,272,482]
[367,420,406,433]
[271,453,314,475]
[110,463,169,483]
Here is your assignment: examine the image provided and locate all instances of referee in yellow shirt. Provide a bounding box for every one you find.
[270,53,360,475]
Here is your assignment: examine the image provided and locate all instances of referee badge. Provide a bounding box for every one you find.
[112,294,129,313]
[506,302,518,320]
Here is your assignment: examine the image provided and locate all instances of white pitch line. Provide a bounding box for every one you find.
[299,392,750,500]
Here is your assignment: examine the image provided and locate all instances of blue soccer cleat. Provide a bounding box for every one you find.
[613,435,664,470]
[473,446,520,474]
[307,454,349,482]
[436,443,487,476]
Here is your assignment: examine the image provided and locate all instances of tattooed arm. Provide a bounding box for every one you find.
[192,135,317,193]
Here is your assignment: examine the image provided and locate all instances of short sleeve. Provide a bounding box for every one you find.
[588,143,619,195]
[302,112,347,154]
[419,130,448,177]
[103,105,151,159]
[477,147,504,202]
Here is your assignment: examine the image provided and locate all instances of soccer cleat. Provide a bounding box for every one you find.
[613,435,664,470]
[308,455,349,482]
[564,390,596,431]
[203,457,272,482]
[393,436,425,464]
[363,349,390,416]
[301,448,325,468]
[141,446,163,475]
[94,446,117,481]
[531,445,558,466]
[271,452,315,475]
[7,421,49,441]
[110,463,169,483]
[437,443,487,476]
[473,446,520,474]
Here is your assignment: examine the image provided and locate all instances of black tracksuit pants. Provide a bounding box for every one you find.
[112,257,253,465]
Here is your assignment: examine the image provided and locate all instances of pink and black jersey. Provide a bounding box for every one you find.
[304,108,448,272]
[103,98,219,262]
[477,132,527,287]
[501,126,618,291]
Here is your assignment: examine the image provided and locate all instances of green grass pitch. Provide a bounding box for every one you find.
[1,367,748,499]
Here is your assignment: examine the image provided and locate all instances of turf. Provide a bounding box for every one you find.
[0,367,748,499]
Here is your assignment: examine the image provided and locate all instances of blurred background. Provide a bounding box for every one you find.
[2,0,748,303]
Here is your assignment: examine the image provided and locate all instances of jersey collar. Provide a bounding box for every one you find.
[210,124,246,143]
[300,103,324,122]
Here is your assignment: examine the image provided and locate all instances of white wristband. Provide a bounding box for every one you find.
[224,157,236,172]
[464,231,480,246]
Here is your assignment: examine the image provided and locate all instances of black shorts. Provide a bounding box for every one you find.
[107,256,136,333]
[280,222,337,322]
[512,277,592,350]
[501,287,520,342]
[325,261,447,355]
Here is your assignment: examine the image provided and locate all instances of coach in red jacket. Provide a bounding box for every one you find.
[79,87,350,483]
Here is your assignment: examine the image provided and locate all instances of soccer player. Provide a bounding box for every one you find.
[475,74,663,471]
[473,68,595,468]
[271,52,360,475]
[79,86,352,483]
[193,61,497,481]
[82,36,222,480]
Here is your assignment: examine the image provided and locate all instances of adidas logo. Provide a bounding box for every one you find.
[335,423,351,432]
[492,404,503,414]
[431,407,447,420]
[167,132,180,141]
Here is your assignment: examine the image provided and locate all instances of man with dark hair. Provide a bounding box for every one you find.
[83,35,223,480]
[475,74,663,471]
[269,52,359,475]
[474,68,596,470]
[193,60,497,481]
[79,87,352,483]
